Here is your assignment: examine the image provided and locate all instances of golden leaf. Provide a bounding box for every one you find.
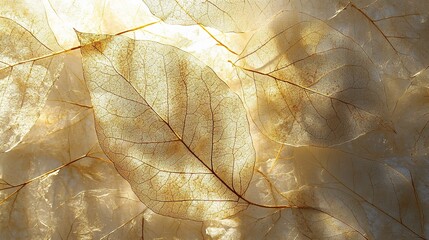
[236,11,387,147]
[1,0,429,239]
[0,17,63,152]
[394,84,429,155]
[141,0,284,32]
[78,32,255,220]
[141,0,352,32]
[328,1,429,77]
[292,147,425,239]
[0,50,144,239]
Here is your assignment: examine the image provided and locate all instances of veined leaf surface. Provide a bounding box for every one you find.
[79,33,255,220]
[0,17,63,152]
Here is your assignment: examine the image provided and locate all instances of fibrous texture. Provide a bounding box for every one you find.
[1,0,428,239]
[79,32,254,220]
[236,11,387,146]
[0,17,63,152]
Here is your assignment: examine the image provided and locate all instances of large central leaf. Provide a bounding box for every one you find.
[78,33,255,220]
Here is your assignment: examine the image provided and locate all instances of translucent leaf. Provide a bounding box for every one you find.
[0,0,63,51]
[236,11,387,147]
[328,0,429,77]
[142,210,204,239]
[141,0,286,32]
[45,0,157,48]
[219,205,369,239]
[0,17,63,152]
[0,59,145,239]
[2,0,429,238]
[141,0,351,32]
[393,84,429,155]
[78,32,255,220]
[413,67,429,89]
[292,147,426,239]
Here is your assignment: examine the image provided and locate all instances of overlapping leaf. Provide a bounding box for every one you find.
[393,84,429,156]
[236,207,369,240]
[413,67,429,88]
[142,0,351,32]
[292,147,425,239]
[1,0,429,239]
[0,111,143,239]
[236,11,387,147]
[142,0,284,32]
[328,0,429,77]
[78,32,255,220]
[0,17,63,152]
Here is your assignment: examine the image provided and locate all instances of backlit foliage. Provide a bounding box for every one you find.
[1,0,428,239]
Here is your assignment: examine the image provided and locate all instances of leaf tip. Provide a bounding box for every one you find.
[75,31,111,46]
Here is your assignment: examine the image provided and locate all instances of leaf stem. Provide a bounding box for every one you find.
[172,0,238,55]
[0,21,160,72]
[0,153,93,206]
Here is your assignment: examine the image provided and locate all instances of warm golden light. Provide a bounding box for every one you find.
[1,0,428,239]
